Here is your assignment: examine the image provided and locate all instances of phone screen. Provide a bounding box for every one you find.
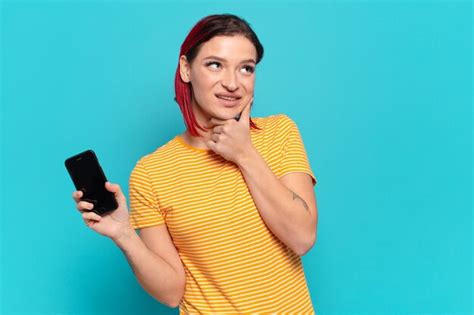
[65,150,118,215]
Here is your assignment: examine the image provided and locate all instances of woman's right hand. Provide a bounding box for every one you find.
[72,182,132,240]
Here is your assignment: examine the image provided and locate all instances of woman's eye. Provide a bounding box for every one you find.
[205,61,254,74]
[206,61,221,69]
[241,65,255,74]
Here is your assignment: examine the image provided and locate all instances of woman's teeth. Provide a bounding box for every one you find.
[217,95,239,101]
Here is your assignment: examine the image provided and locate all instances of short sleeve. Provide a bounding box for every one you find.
[128,161,165,229]
[275,115,317,186]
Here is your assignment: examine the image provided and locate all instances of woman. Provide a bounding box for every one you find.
[72,14,318,314]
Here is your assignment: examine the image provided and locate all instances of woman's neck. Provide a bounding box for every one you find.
[180,129,211,150]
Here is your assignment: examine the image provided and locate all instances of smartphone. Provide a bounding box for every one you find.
[64,149,118,215]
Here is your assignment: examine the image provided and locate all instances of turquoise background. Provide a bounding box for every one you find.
[1,1,472,314]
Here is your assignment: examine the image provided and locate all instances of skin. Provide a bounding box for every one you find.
[179,34,257,159]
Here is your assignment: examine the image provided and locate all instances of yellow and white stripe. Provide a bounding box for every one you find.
[129,114,317,314]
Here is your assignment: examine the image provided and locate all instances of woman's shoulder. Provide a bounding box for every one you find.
[253,113,296,131]
[133,135,182,168]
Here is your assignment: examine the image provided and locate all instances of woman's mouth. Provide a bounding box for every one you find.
[215,94,241,107]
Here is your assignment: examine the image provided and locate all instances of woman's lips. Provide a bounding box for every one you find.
[216,94,241,107]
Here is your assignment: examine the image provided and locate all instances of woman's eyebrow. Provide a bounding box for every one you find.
[203,55,256,64]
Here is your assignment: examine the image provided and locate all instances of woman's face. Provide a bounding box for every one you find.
[180,35,257,124]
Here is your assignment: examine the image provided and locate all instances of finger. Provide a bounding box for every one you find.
[82,211,102,222]
[239,96,254,125]
[210,133,220,142]
[105,181,126,205]
[72,190,83,203]
[77,201,94,212]
[213,125,224,134]
[206,139,217,151]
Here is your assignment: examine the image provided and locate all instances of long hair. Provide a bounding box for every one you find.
[174,14,264,136]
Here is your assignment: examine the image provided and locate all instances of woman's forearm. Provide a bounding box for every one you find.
[112,228,183,308]
[236,147,314,256]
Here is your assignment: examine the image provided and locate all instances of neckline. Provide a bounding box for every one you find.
[175,135,211,153]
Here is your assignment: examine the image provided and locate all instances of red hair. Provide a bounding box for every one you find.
[174,14,264,137]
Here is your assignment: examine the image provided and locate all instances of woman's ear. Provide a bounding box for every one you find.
[179,55,191,83]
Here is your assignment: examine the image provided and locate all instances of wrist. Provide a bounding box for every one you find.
[236,146,258,168]
[111,225,135,244]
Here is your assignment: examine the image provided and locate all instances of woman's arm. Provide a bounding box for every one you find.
[112,227,185,308]
[236,148,317,256]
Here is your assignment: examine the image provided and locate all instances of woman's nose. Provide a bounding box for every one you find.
[221,70,238,91]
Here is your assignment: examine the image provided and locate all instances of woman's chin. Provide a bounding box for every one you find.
[212,110,240,121]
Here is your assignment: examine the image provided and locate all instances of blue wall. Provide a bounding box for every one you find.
[1,1,471,314]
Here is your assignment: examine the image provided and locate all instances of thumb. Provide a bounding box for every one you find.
[105,181,126,205]
[239,96,253,126]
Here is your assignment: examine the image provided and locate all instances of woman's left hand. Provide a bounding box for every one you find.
[206,97,255,164]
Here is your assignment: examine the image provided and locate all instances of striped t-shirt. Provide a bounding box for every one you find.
[129,114,317,314]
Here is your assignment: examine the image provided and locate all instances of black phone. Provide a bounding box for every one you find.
[64,149,118,215]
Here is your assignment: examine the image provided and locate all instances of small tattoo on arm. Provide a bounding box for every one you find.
[290,190,309,212]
